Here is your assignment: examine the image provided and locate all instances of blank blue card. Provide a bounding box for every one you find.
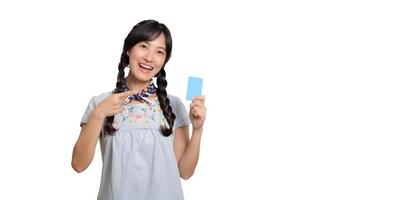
[186,76,203,101]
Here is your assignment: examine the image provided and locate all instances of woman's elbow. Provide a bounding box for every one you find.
[71,160,87,173]
[180,171,194,180]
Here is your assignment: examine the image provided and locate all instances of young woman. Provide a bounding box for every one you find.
[71,19,206,200]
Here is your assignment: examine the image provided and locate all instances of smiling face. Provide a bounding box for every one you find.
[127,33,167,83]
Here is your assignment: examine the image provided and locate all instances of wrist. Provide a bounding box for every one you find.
[92,108,106,121]
[192,127,203,134]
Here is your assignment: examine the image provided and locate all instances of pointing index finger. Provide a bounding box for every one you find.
[118,90,135,99]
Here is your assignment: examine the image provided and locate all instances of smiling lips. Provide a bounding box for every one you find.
[139,64,153,73]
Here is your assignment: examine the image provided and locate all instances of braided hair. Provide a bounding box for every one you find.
[103,19,175,136]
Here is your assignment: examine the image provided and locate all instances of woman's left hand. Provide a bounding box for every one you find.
[189,96,206,131]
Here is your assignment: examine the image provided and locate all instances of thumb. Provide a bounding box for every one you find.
[193,95,205,104]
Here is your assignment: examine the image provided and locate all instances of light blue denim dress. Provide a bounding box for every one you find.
[80,91,191,200]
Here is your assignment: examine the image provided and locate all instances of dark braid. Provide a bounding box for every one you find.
[103,51,129,135]
[156,67,176,136]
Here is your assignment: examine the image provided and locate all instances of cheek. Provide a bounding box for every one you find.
[154,58,165,68]
[155,57,166,67]
[130,49,145,60]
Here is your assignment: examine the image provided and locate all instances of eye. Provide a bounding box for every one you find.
[140,44,148,49]
[157,50,165,56]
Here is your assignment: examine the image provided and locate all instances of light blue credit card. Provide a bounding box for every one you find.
[186,76,203,101]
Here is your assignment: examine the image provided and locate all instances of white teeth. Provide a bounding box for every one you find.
[139,64,153,70]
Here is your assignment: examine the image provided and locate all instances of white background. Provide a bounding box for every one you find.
[0,0,394,199]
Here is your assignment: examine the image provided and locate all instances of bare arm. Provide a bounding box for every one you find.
[174,126,203,180]
[173,96,206,180]
[71,109,105,173]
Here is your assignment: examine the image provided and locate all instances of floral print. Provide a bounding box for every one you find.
[113,98,168,130]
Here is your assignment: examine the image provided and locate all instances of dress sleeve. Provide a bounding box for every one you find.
[172,96,191,129]
[80,97,96,127]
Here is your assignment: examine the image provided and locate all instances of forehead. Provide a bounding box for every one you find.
[143,33,166,49]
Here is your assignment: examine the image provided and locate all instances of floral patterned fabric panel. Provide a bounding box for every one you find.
[113,99,168,130]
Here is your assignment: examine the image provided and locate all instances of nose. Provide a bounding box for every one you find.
[143,50,154,63]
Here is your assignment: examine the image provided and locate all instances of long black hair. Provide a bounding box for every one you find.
[103,19,175,137]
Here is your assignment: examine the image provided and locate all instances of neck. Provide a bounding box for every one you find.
[126,77,150,92]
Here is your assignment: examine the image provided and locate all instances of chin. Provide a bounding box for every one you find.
[136,75,154,82]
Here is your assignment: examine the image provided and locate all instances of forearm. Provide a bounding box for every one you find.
[72,110,104,172]
[178,128,203,179]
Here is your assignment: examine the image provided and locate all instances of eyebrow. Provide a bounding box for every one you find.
[157,47,166,51]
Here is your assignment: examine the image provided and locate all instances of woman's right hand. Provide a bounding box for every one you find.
[93,91,135,118]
